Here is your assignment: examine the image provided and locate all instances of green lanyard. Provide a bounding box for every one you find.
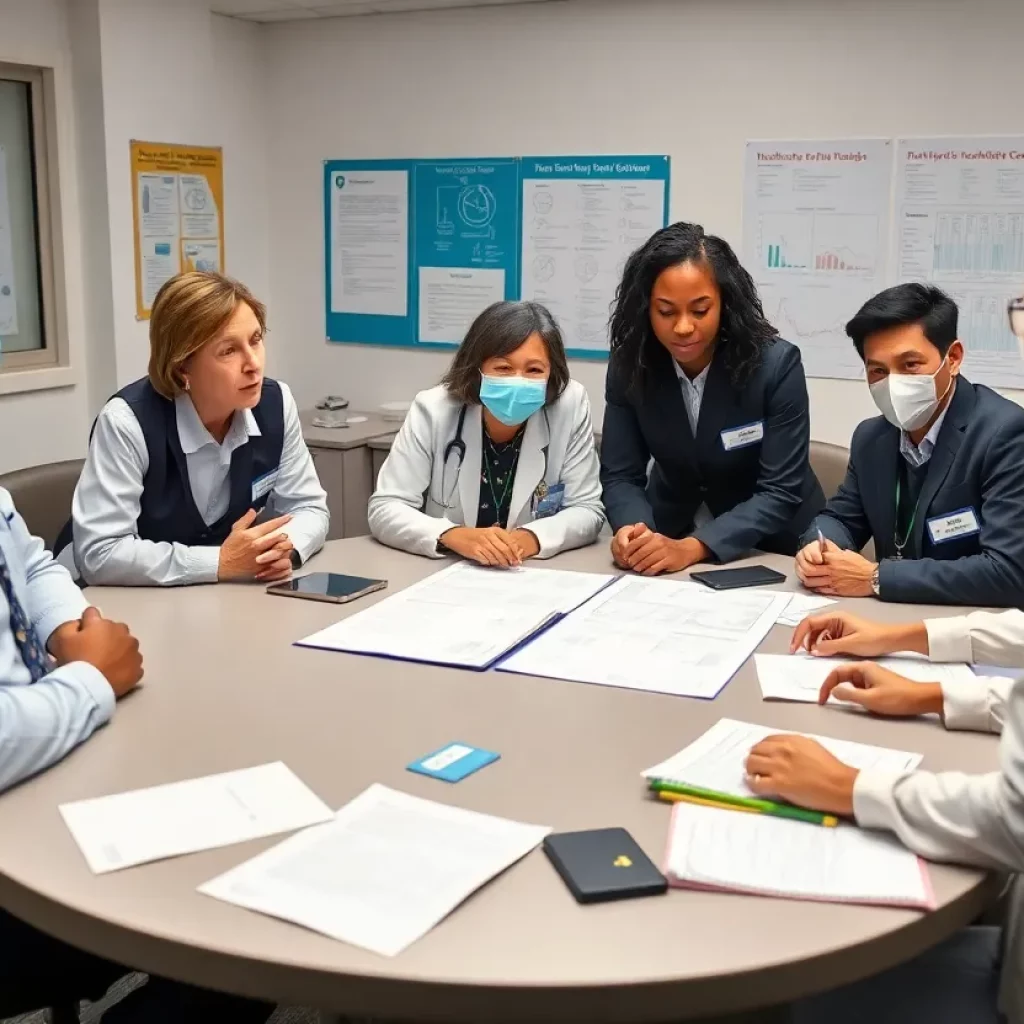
[483,435,521,526]
[893,476,923,560]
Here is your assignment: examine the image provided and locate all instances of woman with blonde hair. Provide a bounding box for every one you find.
[56,272,328,585]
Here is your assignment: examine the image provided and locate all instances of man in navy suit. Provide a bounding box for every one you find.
[797,283,1024,607]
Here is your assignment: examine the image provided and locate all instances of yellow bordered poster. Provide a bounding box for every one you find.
[130,140,224,319]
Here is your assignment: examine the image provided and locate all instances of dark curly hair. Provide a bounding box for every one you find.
[608,222,778,395]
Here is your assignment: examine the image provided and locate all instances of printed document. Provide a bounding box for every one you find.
[60,763,333,874]
[498,576,789,698]
[298,562,613,669]
[665,802,933,909]
[199,784,550,956]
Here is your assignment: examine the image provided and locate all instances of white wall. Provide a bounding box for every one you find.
[0,0,269,474]
[264,0,1024,444]
[97,0,270,387]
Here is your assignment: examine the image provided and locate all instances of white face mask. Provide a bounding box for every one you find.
[869,358,953,432]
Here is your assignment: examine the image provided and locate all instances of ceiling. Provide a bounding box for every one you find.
[209,0,567,21]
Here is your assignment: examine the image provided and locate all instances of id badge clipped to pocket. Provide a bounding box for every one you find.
[534,482,566,519]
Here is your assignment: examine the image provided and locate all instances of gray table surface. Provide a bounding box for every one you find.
[300,411,398,450]
[0,542,1003,1022]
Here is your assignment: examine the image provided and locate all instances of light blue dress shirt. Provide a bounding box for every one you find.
[0,488,112,793]
[899,398,951,469]
[672,359,713,528]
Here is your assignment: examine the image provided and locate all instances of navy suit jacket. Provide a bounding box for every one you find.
[600,338,824,563]
[804,377,1024,607]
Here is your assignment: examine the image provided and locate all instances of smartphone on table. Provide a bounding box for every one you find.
[266,572,387,604]
[690,565,786,590]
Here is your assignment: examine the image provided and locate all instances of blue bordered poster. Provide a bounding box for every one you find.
[519,156,670,360]
[324,155,669,357]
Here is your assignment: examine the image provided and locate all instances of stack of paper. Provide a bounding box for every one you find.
[755,652,977,705]
[642,718,922,797]
[664,801,934,909]
[60,763,334,874]
[297,562,614,670]
[498,577,790,698]
[199,784,550,956]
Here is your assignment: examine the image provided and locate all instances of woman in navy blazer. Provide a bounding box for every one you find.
[600,222,824,575]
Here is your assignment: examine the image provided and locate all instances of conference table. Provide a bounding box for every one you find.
[0,540,1005,1023]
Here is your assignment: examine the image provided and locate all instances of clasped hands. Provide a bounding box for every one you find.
[610,523,708,576]
[439,525,541,567]
[795,537,877,597]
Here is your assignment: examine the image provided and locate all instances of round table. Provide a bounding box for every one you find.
[0,541,1003,1022]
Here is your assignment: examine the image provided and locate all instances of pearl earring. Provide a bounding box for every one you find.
[184,378,190,392]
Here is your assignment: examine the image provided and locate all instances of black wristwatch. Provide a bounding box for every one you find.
[290,549,302,570]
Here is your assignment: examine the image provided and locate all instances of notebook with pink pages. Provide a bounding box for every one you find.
[662,802,935,911]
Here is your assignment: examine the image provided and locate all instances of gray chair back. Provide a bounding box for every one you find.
[0,459,84,550]
[809,441,849,502]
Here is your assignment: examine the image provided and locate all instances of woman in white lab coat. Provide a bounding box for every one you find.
[368,301,605,565]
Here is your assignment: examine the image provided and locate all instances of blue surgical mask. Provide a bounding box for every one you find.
[479,374,548,426]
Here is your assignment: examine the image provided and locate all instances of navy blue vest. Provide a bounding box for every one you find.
[56,378,284,555]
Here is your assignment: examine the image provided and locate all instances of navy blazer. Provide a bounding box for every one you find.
[600,338,825,563]
[804,377,1024,607]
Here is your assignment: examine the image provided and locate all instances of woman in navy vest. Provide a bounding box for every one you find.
[56,272,328,586]
[600,222,824,575]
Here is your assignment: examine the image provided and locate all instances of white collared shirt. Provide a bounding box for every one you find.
[672,359,713,528]
[853,607,1024,870]
[899,388,953,469]
[61,380,329,586]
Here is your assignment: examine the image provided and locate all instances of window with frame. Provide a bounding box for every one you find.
[0,63,58,371]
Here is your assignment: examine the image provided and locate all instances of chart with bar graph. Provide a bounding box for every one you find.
[933,212,1024,276]
[811,214,879,274]
[759,213,812,271]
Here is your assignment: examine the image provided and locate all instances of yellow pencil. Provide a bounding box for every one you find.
[655,789,839,827]
[656,791,760,815]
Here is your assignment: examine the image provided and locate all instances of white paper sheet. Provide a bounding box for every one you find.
[330,168,409,317]
[199,784,550,957]
[643,718,922,799]
[418,266,504,344]
[665,802,933,909]
[60,763,333,874]
[769,592,837,627]
[298,562,614,669]
[755,652,977,705]
[498,576,789,698]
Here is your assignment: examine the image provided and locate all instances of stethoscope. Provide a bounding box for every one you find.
[434,404,550,510]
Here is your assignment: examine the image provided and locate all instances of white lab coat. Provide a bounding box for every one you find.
[851,609,1024,1023]
[368,381,605,559]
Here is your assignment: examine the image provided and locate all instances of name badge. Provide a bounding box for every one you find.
[720,421,764,451]
[407,743,500,783]
[534,482,566,519]
[927,507,981,545]
[251,468,279,502]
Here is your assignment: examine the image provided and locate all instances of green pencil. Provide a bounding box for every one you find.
[648,778,838,827]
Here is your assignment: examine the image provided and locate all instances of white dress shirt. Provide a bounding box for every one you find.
[672,359,713,528]
[63,380,328,586]
[852,607,1024,868]
[0,488,112,792]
